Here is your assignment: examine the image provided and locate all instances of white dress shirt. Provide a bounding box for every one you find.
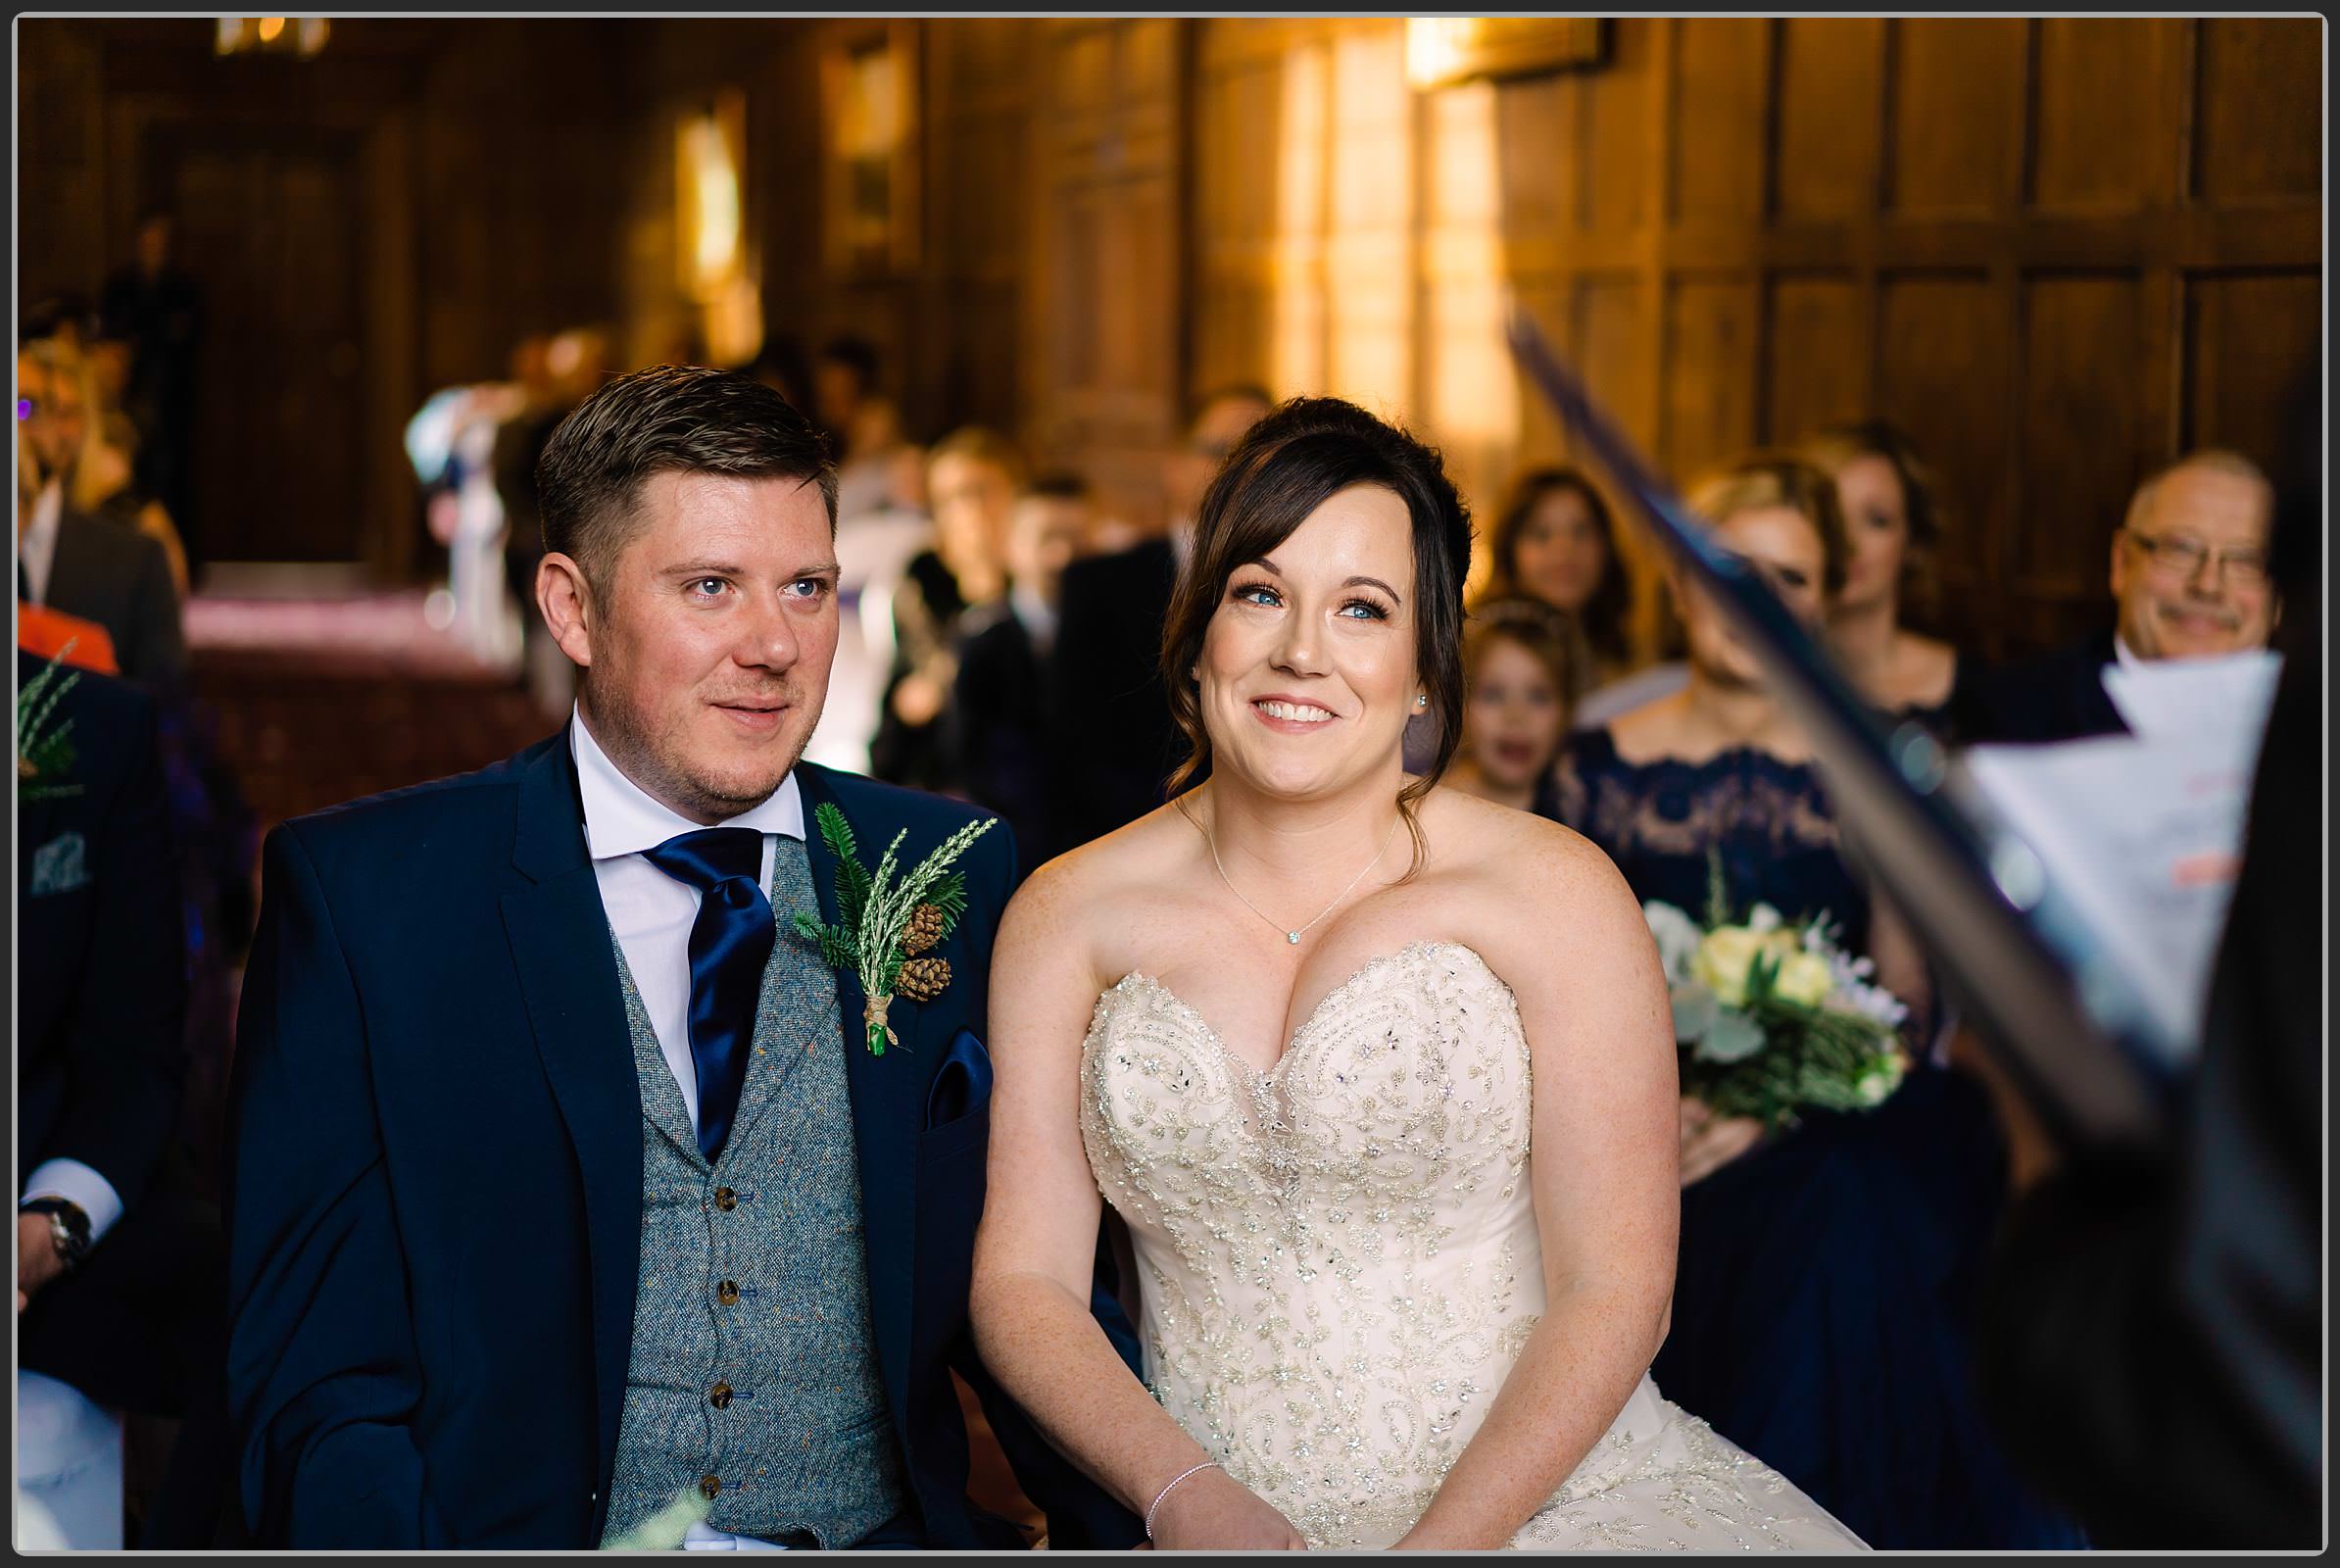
[570,707,804,1134]
[20,478,63,604]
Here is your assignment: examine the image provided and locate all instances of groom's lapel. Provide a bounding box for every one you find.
[797,762,922,1416]
[500,736,640,1488]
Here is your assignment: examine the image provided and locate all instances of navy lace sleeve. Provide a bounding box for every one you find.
[1553,726,1871,955]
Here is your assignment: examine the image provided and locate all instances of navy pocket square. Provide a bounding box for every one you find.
[926,1027,994,1129]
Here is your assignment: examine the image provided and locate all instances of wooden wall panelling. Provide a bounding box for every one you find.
[1877,273,2009,635]
[2015,274,2147,623]
[1032,18,1188,530]
[1667,18,1772,228]
[1886,18,2029,217]
[2029,19,2184,214]
[1775,19,1885,221]
[1761,273,1869,446]
[2182,270,2321,467]
[2191,18,2322,206]
[1660,276,1761,480]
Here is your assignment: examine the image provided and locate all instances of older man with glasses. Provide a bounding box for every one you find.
[1963,450,2277,744]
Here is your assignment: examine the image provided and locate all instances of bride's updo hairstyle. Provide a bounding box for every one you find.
[1160,396,1474,866]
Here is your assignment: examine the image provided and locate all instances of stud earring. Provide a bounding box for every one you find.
[1415,693,1428,708]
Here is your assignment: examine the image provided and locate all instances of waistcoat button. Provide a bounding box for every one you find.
[716,1280,740,1305]
[713,1187,737,1211]
[709,1380,734,1410]
[700,1474,722,1501]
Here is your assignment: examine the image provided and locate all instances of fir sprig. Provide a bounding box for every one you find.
[791,802,997,1054]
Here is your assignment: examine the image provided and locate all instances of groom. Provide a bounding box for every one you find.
[223,367,1145,1549]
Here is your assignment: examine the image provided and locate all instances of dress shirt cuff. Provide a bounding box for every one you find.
[21,1158,125,1249]
[682,1521,793,1550]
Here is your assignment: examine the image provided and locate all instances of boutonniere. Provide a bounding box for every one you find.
[17,645,84,804]
[794,802,998,1056]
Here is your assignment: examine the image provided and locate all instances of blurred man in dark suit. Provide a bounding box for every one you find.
[951,472,1092,873]
[1974,376,2318,1547]
[1045,385,1270,857]
[1962,451,2275,744]
[18,336,189,697]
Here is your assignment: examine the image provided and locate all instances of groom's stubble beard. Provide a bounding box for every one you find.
[578,654,831,826]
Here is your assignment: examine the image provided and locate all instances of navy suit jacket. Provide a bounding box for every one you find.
[1955,627,2131,746]
[223,736,1146,1548]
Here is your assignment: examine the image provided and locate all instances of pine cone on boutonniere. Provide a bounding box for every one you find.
[792,804,998,1055]
[897,956,951,1003]
[902,903,945,956]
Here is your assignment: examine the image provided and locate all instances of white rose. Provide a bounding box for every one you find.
[1642,902,1704,986]
[1772,952,1834,1007]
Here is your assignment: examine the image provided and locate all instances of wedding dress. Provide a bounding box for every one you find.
[1080,939,1866,1550]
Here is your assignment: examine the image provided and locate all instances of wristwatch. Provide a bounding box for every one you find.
[20,1198,90,1271]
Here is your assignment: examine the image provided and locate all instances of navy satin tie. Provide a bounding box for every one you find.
[642,827,774,1163]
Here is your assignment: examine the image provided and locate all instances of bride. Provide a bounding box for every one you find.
[968,398,1863,1551]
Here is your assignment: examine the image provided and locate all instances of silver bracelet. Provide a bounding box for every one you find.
[1144,1460,1221,1540]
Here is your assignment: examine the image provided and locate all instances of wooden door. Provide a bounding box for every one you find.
[165,127,368,564]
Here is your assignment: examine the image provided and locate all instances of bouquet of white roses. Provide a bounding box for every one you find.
[1641,858,1911,1130]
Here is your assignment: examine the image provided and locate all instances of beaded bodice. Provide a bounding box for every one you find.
[1080,942,1565,1545]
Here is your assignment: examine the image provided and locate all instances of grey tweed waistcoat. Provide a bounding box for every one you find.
[598,833,909,1548]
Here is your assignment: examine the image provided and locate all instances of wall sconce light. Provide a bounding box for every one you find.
[216,17,330,58]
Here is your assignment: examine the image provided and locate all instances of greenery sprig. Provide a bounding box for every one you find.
[793,802,996,1055]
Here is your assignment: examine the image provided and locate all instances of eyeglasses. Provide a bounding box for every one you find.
[2122,529,2269,589]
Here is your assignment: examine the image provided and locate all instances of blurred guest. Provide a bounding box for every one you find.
[740,333,814,416]
[1552,453,2079,1548]
[62,333,190,601]
[17,647,225,1544]
[1963,451,2276,743]
[99,212,203,567]
[1476,466,1634,692]
[1804,421,1977,738]
[951,471,1092,864]
[1444,597,1582,816]
[810,441,935,777]
[1974,375,2318,1549]
[18,337,187,695]
[813,334,906,522]
[870,426,1022,791]
[1048,384,1272,853]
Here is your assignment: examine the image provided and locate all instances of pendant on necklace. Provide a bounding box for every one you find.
[1288,931,1301,944]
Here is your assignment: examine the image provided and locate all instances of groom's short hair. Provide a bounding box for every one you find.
[535,363,839,593]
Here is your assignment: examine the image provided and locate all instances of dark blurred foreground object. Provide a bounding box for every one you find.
[16,650,231,1545]
[1974,371,2320,1548]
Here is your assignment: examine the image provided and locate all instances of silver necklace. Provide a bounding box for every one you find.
[1207,807,1404,945]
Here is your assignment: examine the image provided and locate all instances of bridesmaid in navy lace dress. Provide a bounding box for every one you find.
[1547,455,2082,1549]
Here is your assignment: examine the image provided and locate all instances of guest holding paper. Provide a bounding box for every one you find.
[1963,451,2276,744]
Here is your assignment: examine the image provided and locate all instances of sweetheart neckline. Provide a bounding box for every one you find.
[1100,939,1500,1083]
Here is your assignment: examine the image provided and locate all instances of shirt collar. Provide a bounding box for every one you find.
[2111,633,2145,672]
[568,703,804,860]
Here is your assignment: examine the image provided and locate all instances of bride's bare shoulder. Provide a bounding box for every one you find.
[1418,786,1642,953]
[1002,798,1199,947]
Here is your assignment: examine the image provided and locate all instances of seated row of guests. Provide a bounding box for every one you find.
[1441,425,2279,1547]
[1472,425,2277,751]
